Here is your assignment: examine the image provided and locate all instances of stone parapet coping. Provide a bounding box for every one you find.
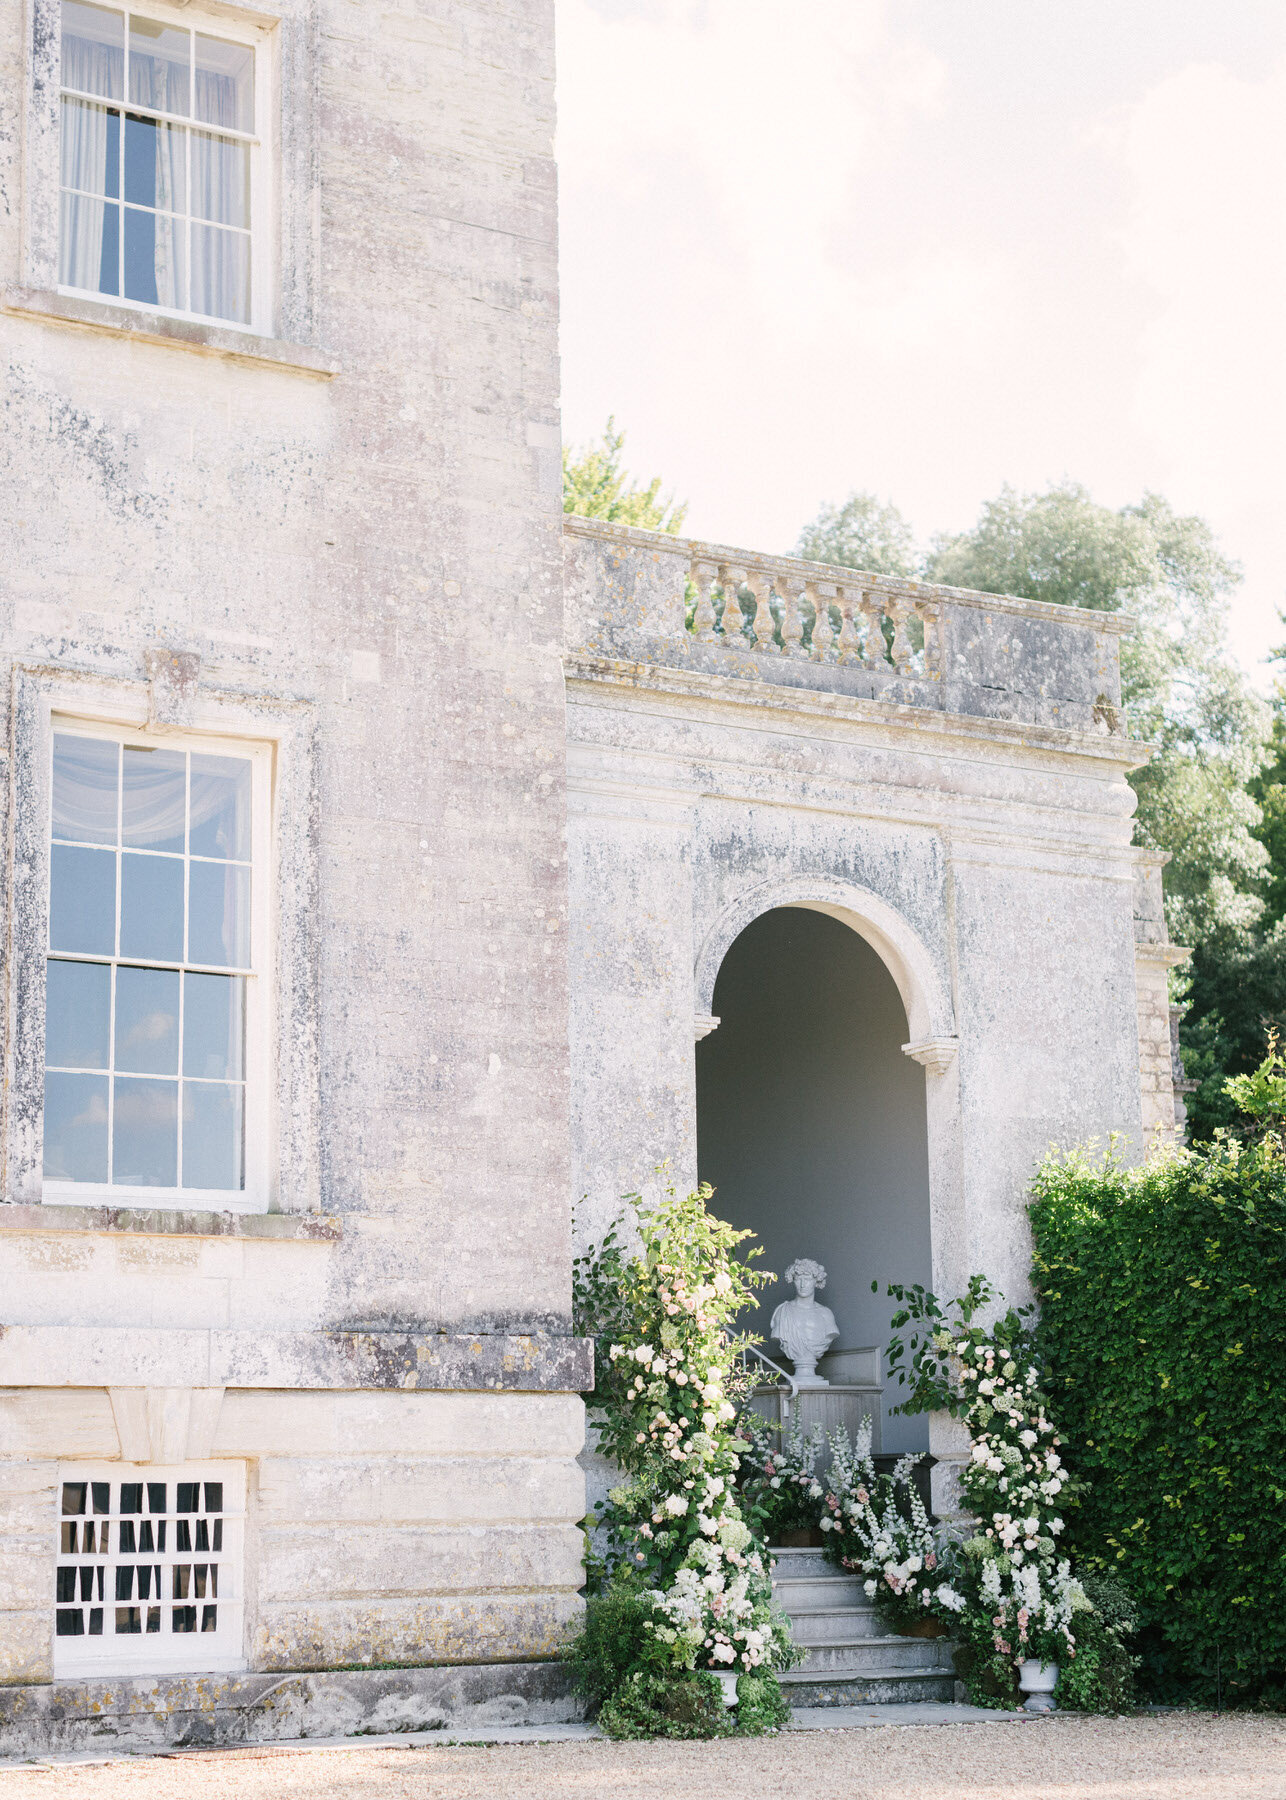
[0,1326,595,1394]
[563,514,1137,634]
[0,1202,342,1241]
[3,287,341,378]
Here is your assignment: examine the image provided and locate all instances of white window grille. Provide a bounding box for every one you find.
[54,1463,245,1677]
[42,720,270,1210]
[57,0,268,329]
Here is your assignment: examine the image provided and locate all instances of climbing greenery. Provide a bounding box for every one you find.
[566,1186,796,1736]
[1029,1142,1286,1706]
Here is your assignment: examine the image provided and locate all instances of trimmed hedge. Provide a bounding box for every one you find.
[1029,1143,1286,1705]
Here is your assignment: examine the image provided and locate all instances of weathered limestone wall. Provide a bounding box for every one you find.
[0,1387,585,1684]
[0,0,582,1711]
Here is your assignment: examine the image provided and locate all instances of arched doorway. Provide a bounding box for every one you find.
[696,906,933,1451]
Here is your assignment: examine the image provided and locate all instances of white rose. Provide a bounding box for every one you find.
[664,1494,688,1516]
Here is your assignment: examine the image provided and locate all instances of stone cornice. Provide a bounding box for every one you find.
[0,1328,595,1394]
[564,651,1152,772]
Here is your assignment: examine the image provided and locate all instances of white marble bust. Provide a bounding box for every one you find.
[770,1258,839,1387]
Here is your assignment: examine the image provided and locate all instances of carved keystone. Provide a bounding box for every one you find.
[143,647,201,731]
[109,1387,226,1462]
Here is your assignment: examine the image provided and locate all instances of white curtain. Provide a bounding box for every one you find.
[191,134,248,321]
[59,99,111,290]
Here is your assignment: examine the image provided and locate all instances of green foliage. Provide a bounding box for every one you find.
[565,1589,655,1713]
[925,482,1268,954]
[1029,1143,1286,1706]
[563,418,687,534]
[566,1184,795,1733]
[597,1669,732,1740]
[794,491,917,577]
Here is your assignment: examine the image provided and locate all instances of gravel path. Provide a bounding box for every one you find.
[3,1715,1285,1800]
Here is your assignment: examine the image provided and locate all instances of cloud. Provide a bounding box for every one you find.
[1110,57,1286,657]
[556,0,957,339]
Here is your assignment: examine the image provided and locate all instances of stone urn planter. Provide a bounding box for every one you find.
[712,1671,740,1709]
[1018,1659,1059,1712]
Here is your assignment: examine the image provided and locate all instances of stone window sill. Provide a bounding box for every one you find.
[0,1202,342,1242]
[3,287,340,380]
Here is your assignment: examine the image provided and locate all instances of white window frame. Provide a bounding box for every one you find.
[42,714,273,1214]
[54,1460,246,1678]
[55,0,276,336]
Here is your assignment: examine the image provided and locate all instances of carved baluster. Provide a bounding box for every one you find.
[835,586,861,664]
[720,565,747,641]
[808,583,834,661]
[749,572,778,653]
[919,603,940,678]
[691,560,718,642]
[890,601,915,675]
[860,594,887,669]
[780,576,806,657]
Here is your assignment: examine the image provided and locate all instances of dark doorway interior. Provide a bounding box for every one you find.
[697,906,932,1451]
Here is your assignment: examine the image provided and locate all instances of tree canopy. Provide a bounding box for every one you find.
[563,418,687,535]
[794,491,917,577]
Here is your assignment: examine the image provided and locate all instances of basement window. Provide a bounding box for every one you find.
[54,1463,245,1676]
[57,0,268,328]
[42,721,270,1210]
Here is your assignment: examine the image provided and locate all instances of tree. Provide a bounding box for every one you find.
[563,418,687,535]
[794,491,917,577]
[925,483,1269,955]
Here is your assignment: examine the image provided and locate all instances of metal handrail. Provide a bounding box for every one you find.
[736,1342,800,1418]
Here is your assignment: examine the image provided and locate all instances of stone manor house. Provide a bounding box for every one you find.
[0,0,1185,1753]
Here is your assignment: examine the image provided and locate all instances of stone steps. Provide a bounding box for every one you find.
[771,1545,956,1707]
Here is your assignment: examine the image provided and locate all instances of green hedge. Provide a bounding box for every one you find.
[1028,1143,1286,1705]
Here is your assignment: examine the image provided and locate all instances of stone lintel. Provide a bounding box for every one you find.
[0,1327,595,1395]
[0,1203,343,1242]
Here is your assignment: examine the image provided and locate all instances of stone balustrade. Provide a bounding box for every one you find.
[563,516,1134,736]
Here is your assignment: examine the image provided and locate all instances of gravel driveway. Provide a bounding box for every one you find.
[3,1715,1285,1800]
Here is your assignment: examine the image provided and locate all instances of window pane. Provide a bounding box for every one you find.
[58,192,120,295]
[128,15,189,116]
[182,1081,243,1190]
[183,973,244,1079]
[46,958,111,1069]
[123,111,184,210]
[44,1071,109,1181]
[53,734,118,844]
[50,845,116,956]
[112,1076,177,1185]
[194,34,252,131]
[121,746,186,852]
[191,132,248,228]
[190,222,248,324]
[61,0,124,99]
[189,862,249,967]
[189,755,251,859]
[114,965,179,1074]
[61,98,120,197]
[123,204,187,310]
[119,852,183,961]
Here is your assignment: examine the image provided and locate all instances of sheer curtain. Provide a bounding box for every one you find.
[59,101,110,290]
[130,51,187,310]
[59,26,120,292]
[192,46,250,322]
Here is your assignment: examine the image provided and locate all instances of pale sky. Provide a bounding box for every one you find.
[556,0,1286,678]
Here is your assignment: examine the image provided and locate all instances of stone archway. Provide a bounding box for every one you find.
[692,880,965,1461]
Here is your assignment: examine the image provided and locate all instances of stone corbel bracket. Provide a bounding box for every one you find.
[109,1387,226,1464]
[694,1014,720,1041]
[901,1036,959,1076]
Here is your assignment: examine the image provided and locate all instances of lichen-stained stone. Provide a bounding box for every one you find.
[254,1590,585,1673]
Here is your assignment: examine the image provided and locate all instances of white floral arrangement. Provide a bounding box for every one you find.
[820,1416,965,1629]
